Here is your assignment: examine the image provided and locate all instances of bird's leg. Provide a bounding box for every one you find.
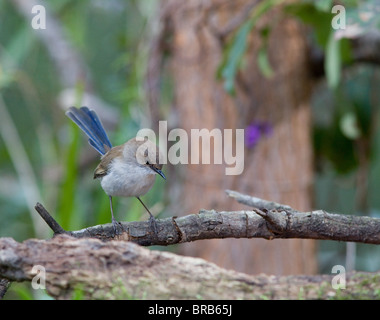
[109,196,122,235]
[136,196,158,235]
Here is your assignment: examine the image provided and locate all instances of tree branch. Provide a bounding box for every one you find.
[1,190,380,299]
[0,278,10,299]
[0,235,379,300]
[34,190,380,246]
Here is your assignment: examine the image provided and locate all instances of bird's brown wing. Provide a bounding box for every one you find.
[93,163,107,179]
[93,145,123,179]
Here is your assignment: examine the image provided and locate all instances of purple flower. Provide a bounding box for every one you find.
[245,124,261,148]
[245,121,273,148]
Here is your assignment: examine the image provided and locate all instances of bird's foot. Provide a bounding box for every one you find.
[112,217,123,236]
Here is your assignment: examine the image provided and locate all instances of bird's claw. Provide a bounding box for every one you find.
[112,218,123,236]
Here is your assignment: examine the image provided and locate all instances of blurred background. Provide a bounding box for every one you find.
[1,0,380,299]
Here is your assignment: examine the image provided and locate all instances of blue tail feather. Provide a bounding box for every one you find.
[81,107,112,150]
[66,106,112,155]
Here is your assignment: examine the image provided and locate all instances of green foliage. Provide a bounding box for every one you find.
[313,66,377,175]
[285,2,333,47]
[325,31,341,89]
[219,0,285,94]
[218,0,361,93]
[71,284,85,300]
[220,21,251,95]
[256,28,274,79]
[6,283,34,300]
[56,107,81,230]
[286,1,354,89]
[314,113,359,174]
[344,0,380,35]
[2,0,380,300]
[0,0,162,255]
[0,1,167,299]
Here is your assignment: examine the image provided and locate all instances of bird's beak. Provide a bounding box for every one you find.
[151,167,166,180]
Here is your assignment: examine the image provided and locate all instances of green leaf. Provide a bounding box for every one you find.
[340,112,361,140]
[0,24,34,88]
[221,21,251,95]
[8,283,34,300]
[56,121,80,230]
[285,2,332,48]
[325,31,341,89]
[219,0,285,94]
[315,0,333,12]
[56,83,85,230]
[257,46,274,78]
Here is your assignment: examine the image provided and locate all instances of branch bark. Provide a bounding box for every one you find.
[1,190,380,299]
[0,279,10,299]
[1,235,379,300]
[34,191,380,246]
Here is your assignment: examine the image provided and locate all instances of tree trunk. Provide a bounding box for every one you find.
[163,0,316,275]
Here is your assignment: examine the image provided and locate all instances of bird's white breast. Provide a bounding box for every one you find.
[99,157,156,197]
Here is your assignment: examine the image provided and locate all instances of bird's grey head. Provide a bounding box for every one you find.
[123,138,166,180]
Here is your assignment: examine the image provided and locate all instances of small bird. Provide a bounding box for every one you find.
[65,106,166,234]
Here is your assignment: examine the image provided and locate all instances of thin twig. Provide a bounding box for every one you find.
[225,189,293,211]
[34,203,67,235]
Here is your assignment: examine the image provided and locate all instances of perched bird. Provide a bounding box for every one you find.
[65,106,166,234]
